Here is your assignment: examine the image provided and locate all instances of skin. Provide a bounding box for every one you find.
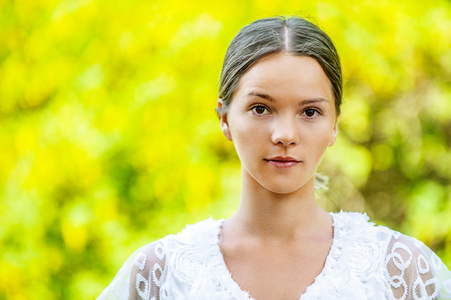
[217,52,338,299]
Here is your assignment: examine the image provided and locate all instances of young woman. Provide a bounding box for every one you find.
[99,16,451,300]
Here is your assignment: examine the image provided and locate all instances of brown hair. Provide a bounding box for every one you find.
[218,16,342,115]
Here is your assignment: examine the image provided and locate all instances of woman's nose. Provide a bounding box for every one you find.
[271,116,299,147]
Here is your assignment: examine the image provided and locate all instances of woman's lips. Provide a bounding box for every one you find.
[264,156,301,168]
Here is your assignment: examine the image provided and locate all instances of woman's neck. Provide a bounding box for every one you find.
[224,170,332,243]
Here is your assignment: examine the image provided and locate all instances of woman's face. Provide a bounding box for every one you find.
[218,52,338,195]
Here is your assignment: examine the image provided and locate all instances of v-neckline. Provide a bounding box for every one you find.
[211,213,340,300]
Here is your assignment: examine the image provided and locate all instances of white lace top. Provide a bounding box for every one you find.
[98,212,451,300]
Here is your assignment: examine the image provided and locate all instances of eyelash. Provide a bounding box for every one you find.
[250,105,321,119]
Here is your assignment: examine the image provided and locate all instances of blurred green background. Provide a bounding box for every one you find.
[1,0,450,298]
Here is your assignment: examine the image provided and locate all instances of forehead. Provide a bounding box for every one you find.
[234,53,333,102]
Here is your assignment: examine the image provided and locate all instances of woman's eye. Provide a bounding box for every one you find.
[251,105,268,115]
[303,109,319,118]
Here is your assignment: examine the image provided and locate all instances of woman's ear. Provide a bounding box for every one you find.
[329,123,338,146]
[217,98,233,141]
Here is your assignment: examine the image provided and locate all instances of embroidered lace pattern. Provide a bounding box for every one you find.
[98,212,451,300]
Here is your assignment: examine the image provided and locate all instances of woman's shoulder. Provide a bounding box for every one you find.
[129,217,224,276]
[330,210,393,245]
[131,217,223,255]
[171,217,224,245]
[125,217,222,266]
[98,217,224,300]
[330,210,448,268]
[330,210,433,243]
[330,211,445,256]
[329,211,451,299]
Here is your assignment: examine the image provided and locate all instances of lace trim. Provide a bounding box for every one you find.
[301,212,341,297]
[209,219,253,299]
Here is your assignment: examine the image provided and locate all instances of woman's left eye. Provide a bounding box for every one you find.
[302,109,320,118]
[251,105,269,115]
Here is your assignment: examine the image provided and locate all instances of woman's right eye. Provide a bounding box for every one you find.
[251,105,268,115]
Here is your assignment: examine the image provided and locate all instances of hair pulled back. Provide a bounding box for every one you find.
[218,16,342,115]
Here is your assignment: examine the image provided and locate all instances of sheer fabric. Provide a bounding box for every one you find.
[98,212,451,299]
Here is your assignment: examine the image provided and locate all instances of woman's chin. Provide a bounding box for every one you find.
[254,176,315,196]
[260,180,314,196]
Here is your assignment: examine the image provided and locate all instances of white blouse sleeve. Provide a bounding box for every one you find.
[384,233,451,299]
[97,241,167,300]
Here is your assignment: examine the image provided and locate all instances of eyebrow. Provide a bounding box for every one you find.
[246,91,329,105]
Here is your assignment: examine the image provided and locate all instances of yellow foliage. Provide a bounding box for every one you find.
[1,0,450,298]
